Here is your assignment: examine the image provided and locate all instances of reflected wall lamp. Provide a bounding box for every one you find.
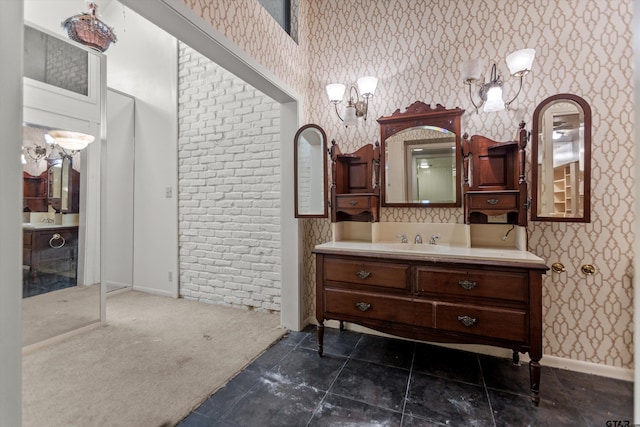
[326,76,378,127]
[461,49,535,113]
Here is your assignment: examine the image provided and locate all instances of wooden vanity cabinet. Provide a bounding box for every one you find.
[314,249,548,405]
[462,122,528,226]
[23,226,79,278]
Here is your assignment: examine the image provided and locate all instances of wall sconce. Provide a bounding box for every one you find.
[461,49,535,113]
[326,76,378,127]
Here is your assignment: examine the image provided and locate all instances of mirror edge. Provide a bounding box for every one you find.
[531,93,592,223]
[377,101,465,208]
[293,123,329,219]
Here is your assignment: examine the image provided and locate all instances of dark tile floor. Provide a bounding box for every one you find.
[23,269,76,298]
[178,326,633,427]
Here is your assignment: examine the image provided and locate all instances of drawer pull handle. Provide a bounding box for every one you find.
[355,271,371,279]
[49,233,66,249]
[457,315,477,327]
[355,302,371,312]
[458,280,477,290]
[349,200,358,206]
[486,198,499,205]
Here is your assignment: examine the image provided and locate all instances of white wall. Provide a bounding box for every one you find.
[0,3,24,425]
[105,89,135,291]
[178,44,282,310]
[101,3,179,297]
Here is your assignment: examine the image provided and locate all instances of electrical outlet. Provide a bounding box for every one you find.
[165,187,172,198]
[488,213,508,223]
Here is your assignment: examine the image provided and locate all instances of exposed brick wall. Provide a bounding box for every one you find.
[177,43,281,311]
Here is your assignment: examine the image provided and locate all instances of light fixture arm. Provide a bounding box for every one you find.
[332,102,344,122]
[467,81,483,113]
[504,74,524,110]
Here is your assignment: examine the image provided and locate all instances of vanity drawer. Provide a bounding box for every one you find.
[335,195,373,209]
[324,288,420,325]
[324,257,409,290]
[416,267,528,303]
[467,193,517,210]
[436,303,527,342]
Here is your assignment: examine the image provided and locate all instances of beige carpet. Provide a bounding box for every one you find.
[22,284,101,346]
[22,290,285,427]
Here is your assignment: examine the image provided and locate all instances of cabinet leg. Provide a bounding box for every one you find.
[317,322,324,357]
[339,320,344,331]
[512,350,520,366]
[529,359,541,406]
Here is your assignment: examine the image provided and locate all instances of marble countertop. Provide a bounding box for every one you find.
[313,241,548,267]
[22,223,78,230]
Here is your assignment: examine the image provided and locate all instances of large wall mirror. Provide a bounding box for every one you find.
[377,102,464,207]
[531,94,591,222]
[294,124,328,218]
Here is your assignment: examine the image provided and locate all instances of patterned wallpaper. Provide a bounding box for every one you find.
[183,0,634,370]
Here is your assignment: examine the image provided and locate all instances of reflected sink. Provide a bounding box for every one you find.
[22,223,67,229]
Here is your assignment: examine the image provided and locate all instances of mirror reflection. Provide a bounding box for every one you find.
[385,127,457,204]
[377,102,464,207]
[531,94,591,222]
[21,123,96,347]
[294,124,328,218]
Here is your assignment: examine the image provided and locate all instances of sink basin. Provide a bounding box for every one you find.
[372,242,455,254]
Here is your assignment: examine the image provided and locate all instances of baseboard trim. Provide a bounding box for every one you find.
[22,321,101,355]
[308,319,634,382]
[132,286,177,298]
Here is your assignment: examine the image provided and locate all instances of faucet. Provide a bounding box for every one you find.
[396,233,408,244]
[429,234,440,245]
[41,218,54,224]
[414,234,423,244]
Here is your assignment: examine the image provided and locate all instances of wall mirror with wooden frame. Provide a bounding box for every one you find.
[531,94,591,222]
[294,124,328,218]
[377,102,464,207]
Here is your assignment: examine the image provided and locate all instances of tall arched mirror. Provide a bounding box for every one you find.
[531,94,591,222]
[377,102,464,207]
[294,124,328,218]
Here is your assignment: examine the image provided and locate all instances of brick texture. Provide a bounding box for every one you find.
[177,43,281,311]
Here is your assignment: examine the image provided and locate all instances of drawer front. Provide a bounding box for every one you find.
[325,288,420,325]
[34,229,78,262]
[335,195,372,209]
[23,231,33,246]
[324,257,409,290]
[467,193,517,209]
[436,303,527,343]
[416,267,528,303]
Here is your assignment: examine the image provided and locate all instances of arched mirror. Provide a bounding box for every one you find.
[531,94,591,222]
[294,124,328,218]
[377,102,464,207]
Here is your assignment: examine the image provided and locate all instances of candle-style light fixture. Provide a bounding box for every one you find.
[461,49,535,113]
[326,76,378,127]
